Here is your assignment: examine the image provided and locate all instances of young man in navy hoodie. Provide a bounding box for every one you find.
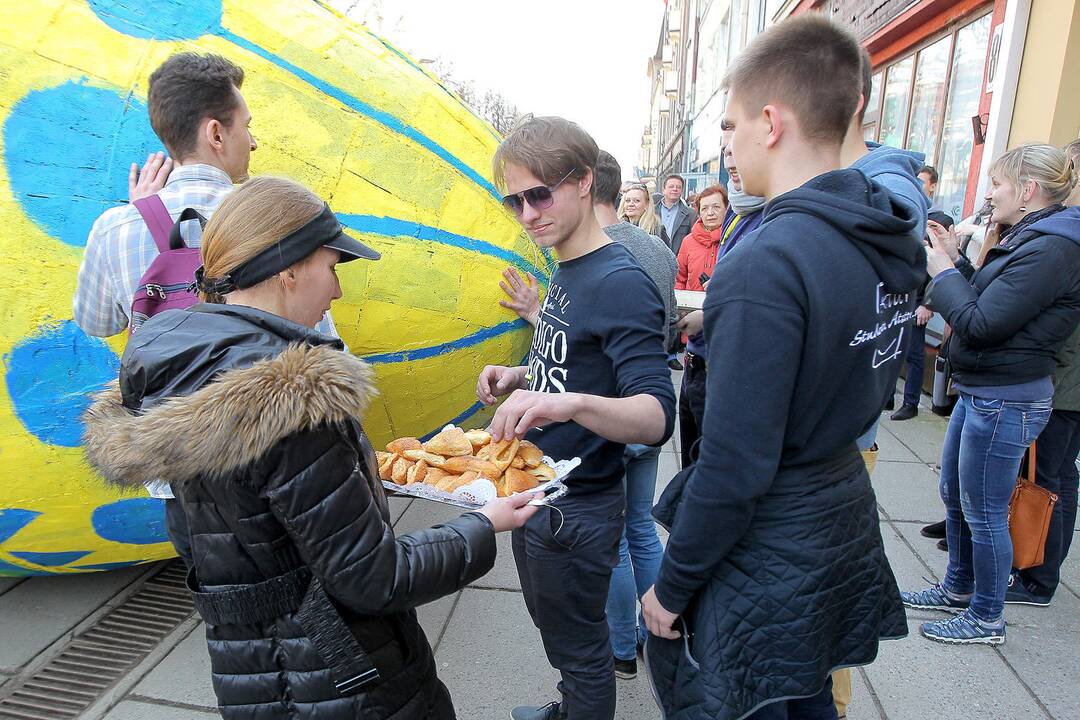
[641,16,923,720]
[477,116,676,720]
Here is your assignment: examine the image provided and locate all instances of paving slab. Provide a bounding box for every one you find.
[435,587,562,719]
[999,625,1080,720]
[863,618,1047,719]
[0,565,148,673]
[419,591,460,649]
[880,412,946,465]
[879,521,944,606]
[0,577,22,597]
[387,495,412,526]
[103,699,217,720]
[469,530,520,591]
[131,624,215,710]
[393,496,468,536]
[845,665,883,720]
[871,459,942,524]
[874,426,924,463]
[657,449,681,489]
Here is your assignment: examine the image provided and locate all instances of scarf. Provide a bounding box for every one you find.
[727,178,766,216]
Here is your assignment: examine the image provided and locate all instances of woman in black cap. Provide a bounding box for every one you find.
[82,176,539,719]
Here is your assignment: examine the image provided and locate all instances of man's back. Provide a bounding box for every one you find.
[603,221,678,341]
[73,164,233,337]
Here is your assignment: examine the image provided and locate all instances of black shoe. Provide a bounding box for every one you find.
[921,520,947,539]
[668,357,684,371]
[511,701,565,720]
[890,404,918,421]
[1005,573,1052,607]
[937,538,948,552]
[885,395,896,411]
[614,656,638,680]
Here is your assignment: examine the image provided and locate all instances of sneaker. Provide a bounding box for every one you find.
[901,584,970,613]
[920,520,946,539]
[1005,573,1052,607]
[614,656,638,680]
[890,404,918,421]
[937,538,948,552]
[668,357,684,371]
[920,610,1006,645]
[510,701,565,720]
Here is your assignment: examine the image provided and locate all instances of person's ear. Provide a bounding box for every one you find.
[279,267,298,292]
[205,118,225,154]
[762,105,783,149]
[1021,179,1037,204]
[579,168,594,198]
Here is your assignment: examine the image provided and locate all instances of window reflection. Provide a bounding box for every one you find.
[880,57,914,148]
[907,35,952,166]
[937,14,992,219]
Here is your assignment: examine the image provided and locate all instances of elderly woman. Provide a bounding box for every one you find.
[84,176,538,719]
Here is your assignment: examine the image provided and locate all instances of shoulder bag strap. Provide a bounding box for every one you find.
[132,196,174,253]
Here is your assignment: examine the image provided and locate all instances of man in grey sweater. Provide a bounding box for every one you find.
[499,150,677,681]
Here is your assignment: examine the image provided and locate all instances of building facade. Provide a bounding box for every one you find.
[640,0,1079,212]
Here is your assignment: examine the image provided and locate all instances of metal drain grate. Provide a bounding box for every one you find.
[0,560,195,720]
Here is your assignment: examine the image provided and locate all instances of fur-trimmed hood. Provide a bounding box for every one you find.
[84,342,375,487]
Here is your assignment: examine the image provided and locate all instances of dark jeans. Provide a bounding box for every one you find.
[941,393,1053,621]
[512,484,625,720]
[678,356,707,468]
[744,676,838,719]
[164,497,193,571]
[1019,408,1080,597]
[902,323,927,407]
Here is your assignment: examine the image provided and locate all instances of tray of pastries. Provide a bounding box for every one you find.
[375,426,577,508]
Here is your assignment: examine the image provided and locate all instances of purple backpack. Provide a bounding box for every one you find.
[129,196,206,334]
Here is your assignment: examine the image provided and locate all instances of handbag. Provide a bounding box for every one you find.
[1008,441,1057,570]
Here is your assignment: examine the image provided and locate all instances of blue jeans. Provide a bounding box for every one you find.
[606,443,664,660]
[941,393,1053,621]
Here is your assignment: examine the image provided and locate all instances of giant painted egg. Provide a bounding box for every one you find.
[0,0,550,575]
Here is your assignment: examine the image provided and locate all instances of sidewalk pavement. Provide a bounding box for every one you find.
[1,383,1078,719]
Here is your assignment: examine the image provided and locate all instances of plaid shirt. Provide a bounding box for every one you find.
[73,164,337,338]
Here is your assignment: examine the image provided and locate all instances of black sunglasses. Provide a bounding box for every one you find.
[501,168,577,217]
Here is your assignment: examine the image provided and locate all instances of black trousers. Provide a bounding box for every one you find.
[679,357,708,469]
[1020,408,1080,597]
[901,323,927,407]
[164,497,194,571]
[512,484,624,720]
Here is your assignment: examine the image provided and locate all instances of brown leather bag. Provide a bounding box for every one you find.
[1008,442,1058,570]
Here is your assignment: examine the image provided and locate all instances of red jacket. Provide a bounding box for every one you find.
[676,219,723,291]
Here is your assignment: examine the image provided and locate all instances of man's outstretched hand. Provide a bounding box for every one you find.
[129,152,174,202]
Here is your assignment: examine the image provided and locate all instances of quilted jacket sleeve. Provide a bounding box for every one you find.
[257,422,497,615]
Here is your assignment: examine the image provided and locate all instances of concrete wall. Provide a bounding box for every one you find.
[1008,0,1080,146]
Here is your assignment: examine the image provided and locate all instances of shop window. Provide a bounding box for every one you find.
[879,57,914,148]
[862,71,883,140]
[869,11,992,219]
[906,34,952,166]
[937,13,992,220]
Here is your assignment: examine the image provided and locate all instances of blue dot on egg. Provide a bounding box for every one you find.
[4,320,120,447]
[92,498,169,545]
[87,0,222,40]
[3,80,163,247]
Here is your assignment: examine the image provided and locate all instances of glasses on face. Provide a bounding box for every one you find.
[501,168,576,217]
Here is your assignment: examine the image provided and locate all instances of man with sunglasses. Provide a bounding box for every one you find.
[477,116,675,720]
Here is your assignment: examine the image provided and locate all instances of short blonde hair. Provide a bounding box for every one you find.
[990,143,1078,206]
[199,177,324,302]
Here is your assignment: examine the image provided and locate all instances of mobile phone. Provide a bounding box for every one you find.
[698,272,710,286]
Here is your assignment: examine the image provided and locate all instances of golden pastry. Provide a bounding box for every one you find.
[423,427,474,457]
[403,449,448,467]
[464,428,492,451]
[478,438,520,472]
[391,457,414,485]
[405,460,429,485]
[527,463,556,481]
[517,440,544,468]
[510,456,525,469]
[376,452,398,481]
[442,455,501,479]
[386,437,422,454]
[497,467,539,497]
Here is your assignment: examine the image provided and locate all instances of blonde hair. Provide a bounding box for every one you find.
[618,186,662,236]
[990,143,1078,206]
[199,177,325,302]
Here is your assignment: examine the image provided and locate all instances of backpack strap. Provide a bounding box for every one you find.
[132,196,174,253]
[167,208,208,251]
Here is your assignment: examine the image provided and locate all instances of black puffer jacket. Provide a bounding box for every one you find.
[930,205,1080,387]
[83,304,497,720]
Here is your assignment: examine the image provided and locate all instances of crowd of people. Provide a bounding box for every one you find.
[69,12,1080,720]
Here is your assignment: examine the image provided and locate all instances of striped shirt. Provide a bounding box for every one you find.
[73,163,337,338]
